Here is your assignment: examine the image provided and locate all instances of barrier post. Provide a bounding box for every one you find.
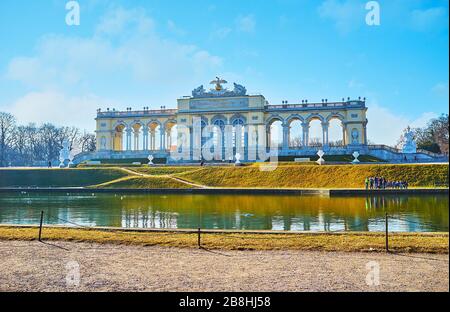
[38,211,44,242]
[385,213,389,252]
[198,228,201,249]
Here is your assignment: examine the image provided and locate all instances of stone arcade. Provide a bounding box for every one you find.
[73,78,443,164]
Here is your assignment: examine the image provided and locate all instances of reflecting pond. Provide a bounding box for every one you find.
[0,192,448,232]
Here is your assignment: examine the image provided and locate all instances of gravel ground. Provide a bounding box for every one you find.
[0,241,448,292]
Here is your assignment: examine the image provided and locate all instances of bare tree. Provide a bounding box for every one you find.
[0,112,16,167]
[430,114,449,155]
[309,137,323,147]
[78,132,97,152]
[290,137,303,148]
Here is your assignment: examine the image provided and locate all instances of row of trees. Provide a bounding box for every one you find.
[397,114,449,155]
[0,112,96,167]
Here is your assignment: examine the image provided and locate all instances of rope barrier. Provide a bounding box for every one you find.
[31,211,448,246]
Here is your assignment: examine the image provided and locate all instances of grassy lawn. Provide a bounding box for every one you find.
[176,164,449,188]
[0,226,447,253]
[0,168,128,188]
[1,164,448,189]
[174,165,448,188]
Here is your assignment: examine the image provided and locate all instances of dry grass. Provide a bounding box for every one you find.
[0,226,448,253]
[176,164,449,188]
[1,164,447,189]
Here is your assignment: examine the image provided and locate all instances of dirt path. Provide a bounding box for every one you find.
[118,167,210,189]
[0,241,447,292]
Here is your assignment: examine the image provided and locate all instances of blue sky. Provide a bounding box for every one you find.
[0,0,448,145]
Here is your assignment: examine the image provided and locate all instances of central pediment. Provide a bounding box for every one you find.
[191,77,247,98]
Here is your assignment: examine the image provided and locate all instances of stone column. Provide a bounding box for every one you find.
[134,131,140,151]
[244,127,249,160]
[302,122,310,147]
[143,128,149,151]
[342,123,347,146]
[189,126,194,160]
[322,122,329,146]
[363,122,368,145]
[110,131,115,151]
[126,129,132,151]
[166,130,171,151]
[282,123,289,150]
[266,127,271,148]
[150,131,155,150]
[159,128,166,151]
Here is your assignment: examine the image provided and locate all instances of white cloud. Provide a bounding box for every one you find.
[236,15,256,33]
[6,91,118,131]
[318,0,364,33]
[432,81,449,97]
[7,8,223,89]
[4,7,225,130]
[348,78,364,89]
[410,7,448,32]
[211,27,232,39]
[367,102,437,146]
[167,19,187,36]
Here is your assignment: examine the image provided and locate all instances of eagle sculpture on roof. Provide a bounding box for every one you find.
[210,77,228,91]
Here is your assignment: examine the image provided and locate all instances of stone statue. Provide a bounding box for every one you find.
[192,85,206,97]
[235,152,242,166]
[233,83,247,96]
[210,77,228,91]
[351,129,359,144]
[192,78,247,98]
[59,139,71,168]
[402,126,417,154]
[100,137,107,150]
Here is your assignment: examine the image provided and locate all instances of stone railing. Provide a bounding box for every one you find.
[266,100,365,111]
[368,144,400,153]
[97,109,178,118]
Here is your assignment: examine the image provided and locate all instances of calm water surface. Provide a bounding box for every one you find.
[0,192,448,232]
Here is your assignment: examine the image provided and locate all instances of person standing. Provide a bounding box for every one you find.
[365,177,369,190]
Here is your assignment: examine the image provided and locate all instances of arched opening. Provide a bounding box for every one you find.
[328,117,344,146]
[113,124,126,151]
[167,124,178,151]
[132,123,142,151]
[212,120,225,150]
[308,119,323,147]
[232,118,245,151]
[165,122,177,151]
[148,122,161,151]
[289,119,303,148]
[269,120,283,148]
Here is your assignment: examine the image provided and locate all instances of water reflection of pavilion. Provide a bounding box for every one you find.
[0,192,447,233]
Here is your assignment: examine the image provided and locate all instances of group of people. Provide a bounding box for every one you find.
[365,177,409,190]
